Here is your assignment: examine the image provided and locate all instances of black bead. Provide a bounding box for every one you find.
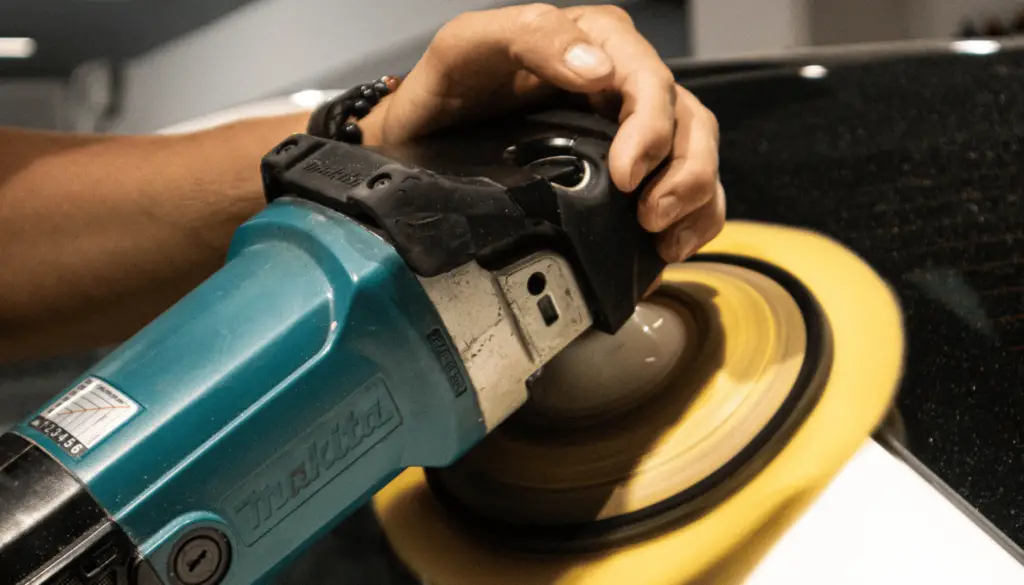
[306,77,393,144]
[351,99,372,117]
[340,122,363,144]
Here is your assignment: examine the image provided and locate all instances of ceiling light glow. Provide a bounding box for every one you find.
[799,64,828,79]
[0,37,37,59]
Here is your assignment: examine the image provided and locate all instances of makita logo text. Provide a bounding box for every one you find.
[224,378,401,544]
[302,158,364,187]
[427,328,468,397]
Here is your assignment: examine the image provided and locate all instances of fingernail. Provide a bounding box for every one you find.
[674,228,700,260]
[565,43,613,79]
[657,196,682,228]
[629,159,649,192]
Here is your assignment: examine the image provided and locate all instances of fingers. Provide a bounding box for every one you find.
[567,5,677,193]
[658,180,726,262]
[638,86,720,233]
[606,72,676,193]
[428,4,677,193]
[644,273,664,298]
[386,3,723,265]
[386,4,617,141]
[648,86,723,263]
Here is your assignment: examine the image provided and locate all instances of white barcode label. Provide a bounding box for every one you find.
[30,376,140,458]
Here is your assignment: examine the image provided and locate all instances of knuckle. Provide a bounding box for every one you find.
[667,83,679,108]
[507,4,560,61]
[659,73,677,96]
[707,205,726,240]
[677,86,718,129]
[691,166,719,194]
[650,123,674,151]
[597,4,633,25]
[515,3,560,29]
[704,217,725,246]
[440,11,473,34]
[432,14,468,48]
[696,190,726,247]
[712,189,727,224]
[703,105,720,135]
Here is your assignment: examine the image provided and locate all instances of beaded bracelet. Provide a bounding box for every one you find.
[306,75,401,145]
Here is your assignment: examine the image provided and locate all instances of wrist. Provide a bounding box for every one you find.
[167,113,311,247]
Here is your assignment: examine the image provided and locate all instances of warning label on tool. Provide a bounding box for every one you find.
[30,377,141,458]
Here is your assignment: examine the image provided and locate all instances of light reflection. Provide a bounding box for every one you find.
[799,65,828,79]
[950,39,1001,56]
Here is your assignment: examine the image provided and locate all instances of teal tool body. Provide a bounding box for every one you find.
[0,110,663,585]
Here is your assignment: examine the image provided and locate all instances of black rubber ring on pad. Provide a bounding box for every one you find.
[423,253,835,554]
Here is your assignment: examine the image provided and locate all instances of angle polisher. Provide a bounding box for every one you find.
[0,109,665,585]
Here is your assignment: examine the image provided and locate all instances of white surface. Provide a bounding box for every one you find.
[747,440,1024,584]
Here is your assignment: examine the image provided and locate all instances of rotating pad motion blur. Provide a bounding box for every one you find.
[425,259,830,550]
[375,221,906,585]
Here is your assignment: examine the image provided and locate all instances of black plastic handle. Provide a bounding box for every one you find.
[260,108,665,333]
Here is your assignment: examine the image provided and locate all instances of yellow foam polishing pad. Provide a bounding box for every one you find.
[373,221,905,585]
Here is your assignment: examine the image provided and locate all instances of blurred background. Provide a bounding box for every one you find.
[1,0,1024,134]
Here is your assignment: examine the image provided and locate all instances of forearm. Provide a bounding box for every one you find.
[0,114,309,361]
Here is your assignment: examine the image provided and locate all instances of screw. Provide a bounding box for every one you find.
[172,536,222,585]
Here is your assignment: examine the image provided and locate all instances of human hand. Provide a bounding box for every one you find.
[362,4,724,262]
